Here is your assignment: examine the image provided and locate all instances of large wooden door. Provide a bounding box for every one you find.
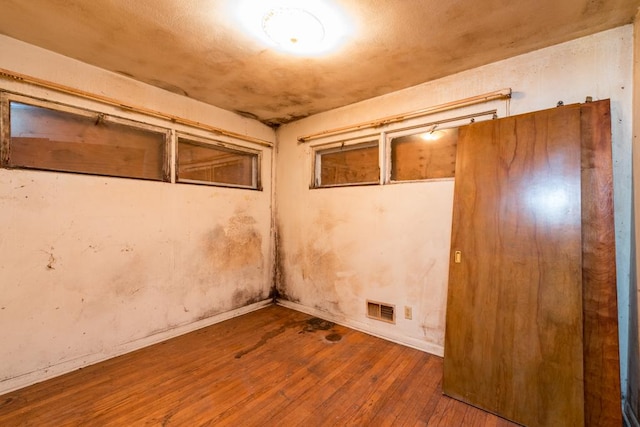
[443,104,585,426]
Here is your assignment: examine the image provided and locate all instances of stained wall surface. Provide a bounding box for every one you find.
[0,35,275,394]
[275,26,633,394]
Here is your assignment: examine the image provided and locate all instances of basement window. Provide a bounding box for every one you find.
[388,127,458,182]
[176,134,261,189]
[1,95,170,181]
[314,140,379,187]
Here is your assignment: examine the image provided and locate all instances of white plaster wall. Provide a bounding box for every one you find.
[276,26,634,394]
[0,36,275,393]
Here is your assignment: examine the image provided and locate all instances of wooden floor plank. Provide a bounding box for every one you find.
[309,343,408,426]
[231,325,360,425]
[265,332,376,424]
[0,305,518,426]
[346,347,425,425]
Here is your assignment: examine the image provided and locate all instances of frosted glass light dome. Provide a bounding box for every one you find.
[233,0,352,56]
[262,8,325,53]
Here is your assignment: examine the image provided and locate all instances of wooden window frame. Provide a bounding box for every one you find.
[309,111,499,190]
[0,93,171,182]
[311,138,380,188]
[175,132,262,190]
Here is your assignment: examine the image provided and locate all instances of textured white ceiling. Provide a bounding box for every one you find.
[0,0,638,126]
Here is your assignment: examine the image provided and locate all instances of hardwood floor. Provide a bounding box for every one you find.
[0,305,518,426]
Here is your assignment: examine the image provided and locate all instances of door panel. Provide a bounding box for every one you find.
[443,104,584,426]
[580,100,621,426]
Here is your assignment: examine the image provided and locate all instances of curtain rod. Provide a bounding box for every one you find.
[0,67,274,148]
[308,109,498,148]
[298,88,512,143]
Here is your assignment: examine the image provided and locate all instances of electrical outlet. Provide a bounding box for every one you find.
[404,306,412,320]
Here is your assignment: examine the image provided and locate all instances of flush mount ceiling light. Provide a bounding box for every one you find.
[262,8,325,52]
[234,0,351,56]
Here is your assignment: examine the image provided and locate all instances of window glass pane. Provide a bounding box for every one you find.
[318,142,379,186]
[177,138,257,188]
[390,128,458,181]
[9,102,167,181]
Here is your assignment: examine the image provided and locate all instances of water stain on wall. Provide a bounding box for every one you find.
[272,223,285,298]
[285,209,357,313]
[194,306,224,323]
[293,241,343,313]
[420,320,445,346]
[110,253,146,298]
[231,288,266,309]
[196,211,267,310]
[272,224,300,304]
[205,213,263,272]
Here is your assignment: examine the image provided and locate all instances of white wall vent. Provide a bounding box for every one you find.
[366,300,395,324]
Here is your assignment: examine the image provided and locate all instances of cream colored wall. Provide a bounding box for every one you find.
[276,25,634,395]
[0,35,275,394]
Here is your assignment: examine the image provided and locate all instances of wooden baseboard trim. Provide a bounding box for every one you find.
[277,299,444,357]
[0,299,272,396]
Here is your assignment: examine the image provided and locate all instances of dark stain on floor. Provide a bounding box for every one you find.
[234,322,293,359]
[302,317,334,333]
[325,333,342,342]
[301,317,343,343]
[235,316,342,359]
